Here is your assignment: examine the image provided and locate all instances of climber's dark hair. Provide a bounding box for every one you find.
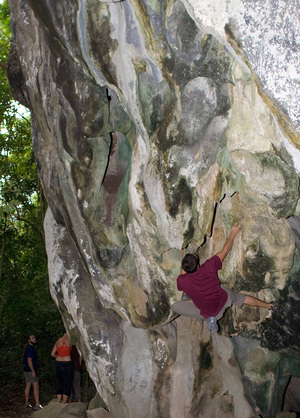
[181,253,199,273]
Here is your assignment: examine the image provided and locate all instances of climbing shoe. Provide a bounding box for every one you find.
[270,302,279,312]
[33,404,43,410]
[206,316,219,333]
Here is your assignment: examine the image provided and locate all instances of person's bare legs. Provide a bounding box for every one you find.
[25,382,31,404]
[62,394,69,403]
[244,295,273,309]
[57,394,62,403]
[32,381,40,406]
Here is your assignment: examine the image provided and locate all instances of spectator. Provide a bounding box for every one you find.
[23,334,43,410]
[51,329,74,403]
[70,345,82,402]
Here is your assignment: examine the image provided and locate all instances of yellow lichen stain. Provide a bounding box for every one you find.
[213,170,222,202]
[257,85,300,149]
[129,0,157,54]
[113,277,150,322]
[132,57,147,75]
[194,147,202,161]
[133,286,149,317]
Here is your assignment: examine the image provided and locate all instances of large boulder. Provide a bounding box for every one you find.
[33,399,87,418]
[7,0,300,416]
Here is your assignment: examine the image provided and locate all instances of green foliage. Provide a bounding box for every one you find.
[0,1,63,401]
[0,0,14,122]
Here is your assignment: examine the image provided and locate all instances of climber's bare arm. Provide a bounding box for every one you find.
[216,223,242,262]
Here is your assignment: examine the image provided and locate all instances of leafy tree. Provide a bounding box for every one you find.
[0,1,63,400]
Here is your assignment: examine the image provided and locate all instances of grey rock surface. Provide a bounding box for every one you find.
[184,0,300,133]
[33,400,88,418]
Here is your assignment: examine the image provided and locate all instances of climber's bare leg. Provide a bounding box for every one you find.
[244,295,273,310]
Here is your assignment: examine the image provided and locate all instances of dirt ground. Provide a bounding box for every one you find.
[0,386,54,418]
[1,371,95,418]
[0,391,35,418]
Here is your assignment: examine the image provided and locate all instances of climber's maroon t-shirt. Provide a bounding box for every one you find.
[177,255,228,319]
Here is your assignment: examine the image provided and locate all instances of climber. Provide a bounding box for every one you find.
[172,223,275,332]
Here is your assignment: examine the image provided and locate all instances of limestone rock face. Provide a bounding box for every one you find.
[184,0,300,133]
[8,0,300,417]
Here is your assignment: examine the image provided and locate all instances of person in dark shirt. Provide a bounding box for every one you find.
[70,345,82,402]
[23,334,43,410]
[172,224,275,332]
